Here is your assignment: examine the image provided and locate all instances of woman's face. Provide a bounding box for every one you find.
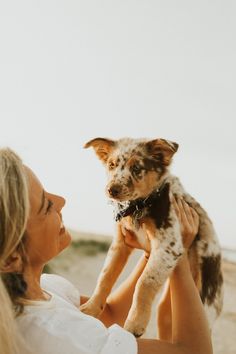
[24,167,71,268]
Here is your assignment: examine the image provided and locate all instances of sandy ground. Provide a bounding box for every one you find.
[48,234,236,354]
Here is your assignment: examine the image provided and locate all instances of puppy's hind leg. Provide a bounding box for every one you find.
[80,223,133,318]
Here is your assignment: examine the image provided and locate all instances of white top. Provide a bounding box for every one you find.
[16,274,137,354]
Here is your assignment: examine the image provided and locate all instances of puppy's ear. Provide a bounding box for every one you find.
[146,139,178,165]
[84,138,116,163]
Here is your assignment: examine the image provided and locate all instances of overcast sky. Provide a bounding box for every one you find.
[0,1,235,248]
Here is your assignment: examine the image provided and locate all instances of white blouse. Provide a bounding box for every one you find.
[16,274,137,354]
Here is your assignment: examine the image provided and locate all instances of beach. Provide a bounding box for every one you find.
[48,232,236,354]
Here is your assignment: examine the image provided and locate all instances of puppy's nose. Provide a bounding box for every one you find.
[108,185,121,198]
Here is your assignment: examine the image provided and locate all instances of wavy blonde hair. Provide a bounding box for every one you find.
[0,148,30,354]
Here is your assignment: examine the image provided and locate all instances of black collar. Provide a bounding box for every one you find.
[115,181,167,222]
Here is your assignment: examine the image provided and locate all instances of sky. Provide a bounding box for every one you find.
[0,0,235,248]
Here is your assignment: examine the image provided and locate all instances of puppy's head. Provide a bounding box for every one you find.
[84,137,178,201]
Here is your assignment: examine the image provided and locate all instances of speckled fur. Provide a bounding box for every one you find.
[81,137,223,337]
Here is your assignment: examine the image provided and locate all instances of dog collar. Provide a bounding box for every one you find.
[114,181,167,222]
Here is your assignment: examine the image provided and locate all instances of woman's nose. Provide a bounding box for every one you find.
[51,194,66,211]
[58,195,66,210]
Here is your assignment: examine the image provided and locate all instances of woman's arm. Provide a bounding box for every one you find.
[99,252,148,327]
[171,253,212,352]
[81,248,149,327]
[80,229,150,327]
[80,253,148,326]
[137,252,212,354]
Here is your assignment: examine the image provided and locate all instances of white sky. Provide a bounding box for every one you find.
[0,1,235,248]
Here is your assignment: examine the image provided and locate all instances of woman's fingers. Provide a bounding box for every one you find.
[177,198,187,221]
[174,197,195,227]
[183,200,196,232]
[182,199,192,220]
[172,195,180,217]
[190,207,200,233]
[172,196,200,248]
[123,229,141,249]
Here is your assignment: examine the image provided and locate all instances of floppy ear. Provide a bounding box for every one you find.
[84,138,116,163]
[146,138,178,166]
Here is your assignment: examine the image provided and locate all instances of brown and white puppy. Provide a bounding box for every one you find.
[81,137,223,338]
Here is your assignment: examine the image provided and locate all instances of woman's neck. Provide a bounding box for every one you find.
[23,264,47,301]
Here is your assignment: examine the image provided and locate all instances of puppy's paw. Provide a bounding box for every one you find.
[124,319,146,338]
[80,299,104,318]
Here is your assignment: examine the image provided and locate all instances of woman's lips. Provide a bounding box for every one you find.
[59,226,65,235]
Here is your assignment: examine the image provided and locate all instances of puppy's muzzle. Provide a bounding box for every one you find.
[107,184,122,198]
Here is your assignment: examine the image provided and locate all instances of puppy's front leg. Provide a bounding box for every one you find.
[80,223,133,317]
[124,222,183,337]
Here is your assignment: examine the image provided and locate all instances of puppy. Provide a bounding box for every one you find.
[81,137,223,337]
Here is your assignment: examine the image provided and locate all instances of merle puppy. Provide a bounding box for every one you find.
[80,137,223,337]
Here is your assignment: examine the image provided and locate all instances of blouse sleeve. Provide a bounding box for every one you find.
[32,274,138,354]
[100,324,137,354]
[40,273,81,306]
[19,309,137,354]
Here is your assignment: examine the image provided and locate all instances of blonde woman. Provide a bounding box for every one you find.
[0,149,31,354]
[0,148,213,354]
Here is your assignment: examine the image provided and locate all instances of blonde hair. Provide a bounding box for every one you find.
[0,148,30,354]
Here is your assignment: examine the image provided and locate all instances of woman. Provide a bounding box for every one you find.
[0,148,213,354]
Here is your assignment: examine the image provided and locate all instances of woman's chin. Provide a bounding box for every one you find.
[59,229,72,251]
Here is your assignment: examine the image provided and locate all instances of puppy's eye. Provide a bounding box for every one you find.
[132,164,142,175]
[108,161,116,170]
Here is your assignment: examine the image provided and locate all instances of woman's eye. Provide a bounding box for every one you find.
[45,200,53,214]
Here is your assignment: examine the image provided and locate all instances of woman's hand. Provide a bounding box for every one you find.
[122,227,149,251]
[121,222,151,259]
[172,196,199,249]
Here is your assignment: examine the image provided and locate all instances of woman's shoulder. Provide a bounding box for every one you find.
[17,291,137,354]
[40,273,81,306]
[17,274,137,354]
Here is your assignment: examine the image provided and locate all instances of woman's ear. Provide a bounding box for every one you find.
[1,251,24,273]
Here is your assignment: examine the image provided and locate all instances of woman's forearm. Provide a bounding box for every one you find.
[137,254,213,354]
[170,253,213,354]
[99,253,148,327]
